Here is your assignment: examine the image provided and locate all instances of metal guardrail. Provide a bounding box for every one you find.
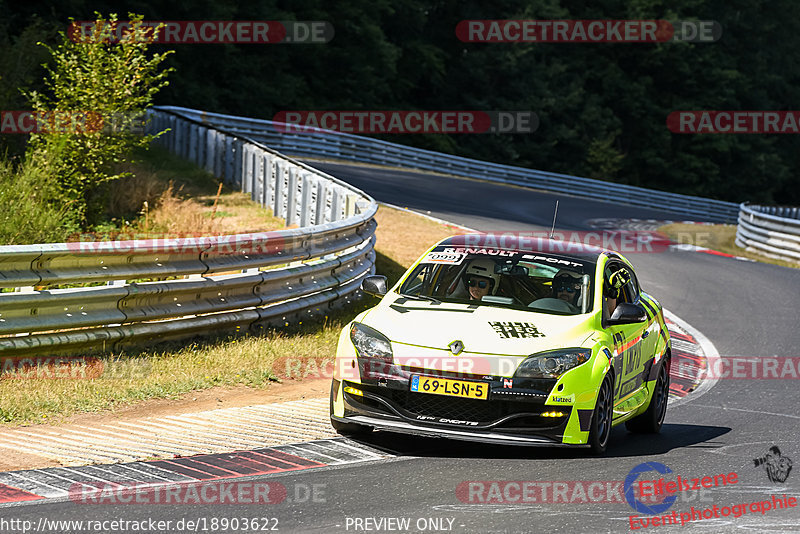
[735,203,800,263]
[154,106,741,223]
[0,110,378,358]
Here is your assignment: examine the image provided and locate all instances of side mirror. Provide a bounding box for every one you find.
[607,302,647,325]
[361,275,388,297]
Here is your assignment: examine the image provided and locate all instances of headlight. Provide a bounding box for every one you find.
[514,348,591,379]
[350,322,393,362]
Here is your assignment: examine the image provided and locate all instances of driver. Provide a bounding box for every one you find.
[463,258,500,301]
[552,270,582,307]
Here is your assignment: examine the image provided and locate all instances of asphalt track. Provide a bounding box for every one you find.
[3,162,800,533]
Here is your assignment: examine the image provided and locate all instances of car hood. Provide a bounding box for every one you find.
[363,296,595,357]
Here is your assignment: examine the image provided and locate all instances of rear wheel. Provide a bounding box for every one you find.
[588,375,614,455]
[626,358,669,434]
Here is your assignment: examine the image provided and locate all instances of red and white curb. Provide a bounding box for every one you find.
[0,439,386,506]
[586,217,754,262]
[0,398,338,467]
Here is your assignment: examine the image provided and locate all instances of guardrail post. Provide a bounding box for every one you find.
[262,154,274,209]
[286,167,298,227]
[316,181,328,224]
[188,124,197,163]
[224,136,235,184]
[300,175,313,227]
[205,129,216,173]
[273,161,284,218]
[233,139,244,187]
[242,145,252,195]
[331,188,343,222]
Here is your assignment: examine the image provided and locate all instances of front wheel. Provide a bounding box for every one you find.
[588,375,614,455]
[626,358,670,434]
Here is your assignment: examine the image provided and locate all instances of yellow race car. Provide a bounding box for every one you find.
[330,234,671,454]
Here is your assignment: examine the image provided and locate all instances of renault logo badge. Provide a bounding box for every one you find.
[448,340,464,355]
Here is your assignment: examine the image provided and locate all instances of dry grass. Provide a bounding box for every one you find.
[659,223,799,269]
[104,145,285,238]
[0,204,463,424]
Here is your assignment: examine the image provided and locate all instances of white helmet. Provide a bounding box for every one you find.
[464,258,500,295]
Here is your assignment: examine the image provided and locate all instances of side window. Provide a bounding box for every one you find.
[604,261,636,304]
[620,266,639,303]
[401,264,429,295]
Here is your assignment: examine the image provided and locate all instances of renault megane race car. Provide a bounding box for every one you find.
[329,234,671,454]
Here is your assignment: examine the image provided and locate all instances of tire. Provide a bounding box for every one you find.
[626,358,670,434]
[588,375,614,455]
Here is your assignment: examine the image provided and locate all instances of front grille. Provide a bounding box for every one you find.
[397,390,503,422]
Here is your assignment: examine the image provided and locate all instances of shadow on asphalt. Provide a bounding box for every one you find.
[344,423,730,460]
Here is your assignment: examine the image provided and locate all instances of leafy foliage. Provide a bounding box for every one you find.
[25,13,174,224]
[3,1,800,205]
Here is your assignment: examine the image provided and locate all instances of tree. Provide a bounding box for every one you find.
[26,13,174,224]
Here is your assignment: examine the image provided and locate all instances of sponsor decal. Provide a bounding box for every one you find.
[489,321,545,339]
[415,415,479,426]
[503,378,513,388]
[550,394,575,403]
[423,251,467,265]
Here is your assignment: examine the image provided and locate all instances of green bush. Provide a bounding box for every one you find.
[25,13,173,225]
[0,155,77,244]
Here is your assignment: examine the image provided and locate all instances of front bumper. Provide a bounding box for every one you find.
[335,371,582,446]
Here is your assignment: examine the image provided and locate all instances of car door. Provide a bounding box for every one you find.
[603,261,648,409]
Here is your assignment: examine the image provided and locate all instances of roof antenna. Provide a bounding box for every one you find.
[549,200,559,239]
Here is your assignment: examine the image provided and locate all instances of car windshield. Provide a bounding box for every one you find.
[398,249,596,315]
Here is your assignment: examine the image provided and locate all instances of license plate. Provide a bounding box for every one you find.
[409,375,489,400]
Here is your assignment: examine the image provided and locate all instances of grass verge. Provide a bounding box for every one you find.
[0,204,463,425]
[659,223,799,269]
